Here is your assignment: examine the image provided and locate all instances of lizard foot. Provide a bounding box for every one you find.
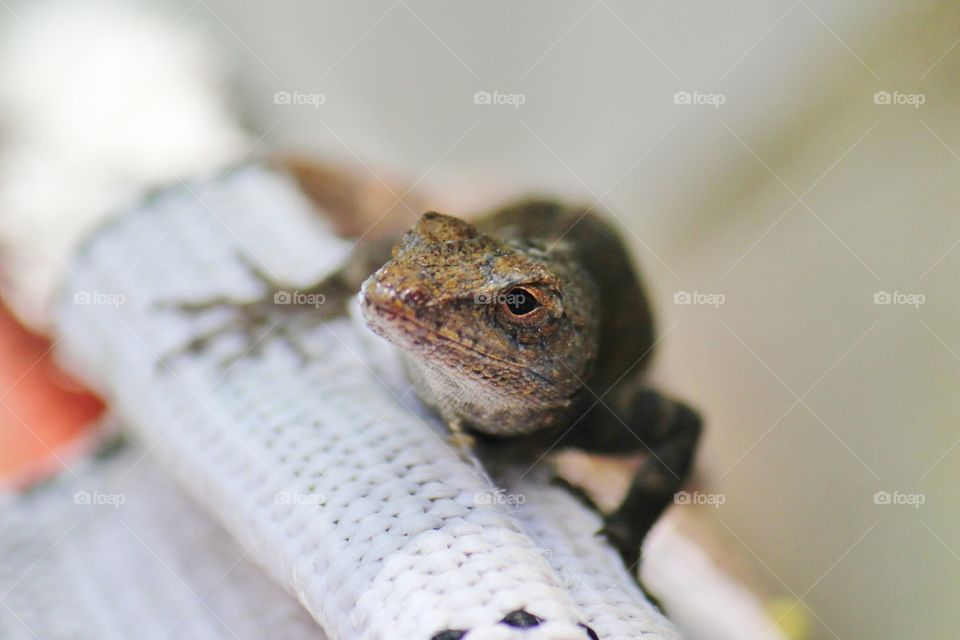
[429,612,599,639]
[154,252,342,369]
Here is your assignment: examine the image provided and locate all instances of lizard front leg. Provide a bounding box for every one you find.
[156,251,373,366]
[565,385,702,572]
[154,227,399,364]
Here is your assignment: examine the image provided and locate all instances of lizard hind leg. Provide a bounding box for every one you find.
[566,386,702,575]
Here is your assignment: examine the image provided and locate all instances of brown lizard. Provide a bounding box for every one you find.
[355,201,702,574]
[169,178,702,586]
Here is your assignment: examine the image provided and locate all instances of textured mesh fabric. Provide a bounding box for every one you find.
[0,440,328,640]
[53,165,680,639]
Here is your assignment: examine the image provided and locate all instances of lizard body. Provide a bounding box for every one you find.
[357,202,701,573]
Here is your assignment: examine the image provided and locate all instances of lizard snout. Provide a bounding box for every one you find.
[359,276,395,311]
[360,276,430,310]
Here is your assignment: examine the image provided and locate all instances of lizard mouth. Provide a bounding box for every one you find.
[361,297,556,386]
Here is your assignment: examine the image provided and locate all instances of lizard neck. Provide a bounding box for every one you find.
[402,355,574,436]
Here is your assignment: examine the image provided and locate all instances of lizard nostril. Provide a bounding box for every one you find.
[500,609,543,628]
[579,623,600,639]
[403,288,431,307]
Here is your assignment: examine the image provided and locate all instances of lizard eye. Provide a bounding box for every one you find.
[494,285,561,337]
[503,287,541,316]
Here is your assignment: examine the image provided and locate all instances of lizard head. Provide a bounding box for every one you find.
[359,211,598,435]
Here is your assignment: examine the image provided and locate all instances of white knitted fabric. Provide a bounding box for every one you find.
[54,165,678,640]
[0,440,328,640]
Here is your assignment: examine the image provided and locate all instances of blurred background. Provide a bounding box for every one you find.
[0,1,958,638]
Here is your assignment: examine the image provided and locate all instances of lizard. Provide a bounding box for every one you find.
[167,183,702,592]
[355,201,702,574]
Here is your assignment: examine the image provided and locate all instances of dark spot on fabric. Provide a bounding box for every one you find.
[579,622,600,639]
[500,609,543,628]
[430,629,466,640]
